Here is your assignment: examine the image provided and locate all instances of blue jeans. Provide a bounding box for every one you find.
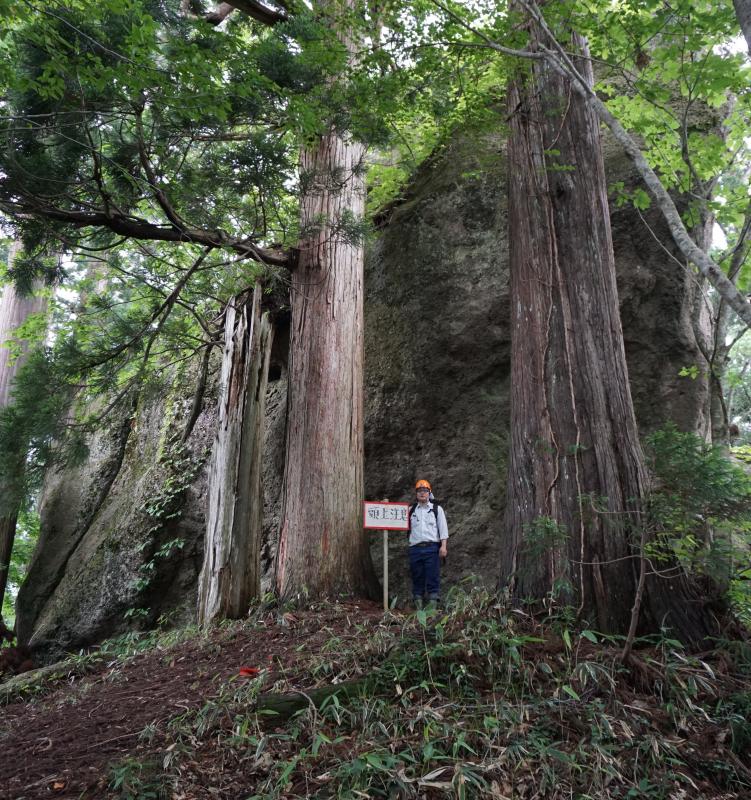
[409,542,441,600]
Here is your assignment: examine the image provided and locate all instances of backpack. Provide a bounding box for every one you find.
[407,500,442,532]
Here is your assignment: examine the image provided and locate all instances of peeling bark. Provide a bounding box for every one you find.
[503,22,717,646]
[488,1,751,330]
[275,0,378,601]
[275,124,379,601]
[198,286,273,623]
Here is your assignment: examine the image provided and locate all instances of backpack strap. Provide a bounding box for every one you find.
[408,502,417,531]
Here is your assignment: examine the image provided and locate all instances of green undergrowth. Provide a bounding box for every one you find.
[105,588,751,800]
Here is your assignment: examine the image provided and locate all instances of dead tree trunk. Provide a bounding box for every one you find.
[0,243,47,613]
[502,23,717,645]
[275,126,379,601]
[197,286,273,623]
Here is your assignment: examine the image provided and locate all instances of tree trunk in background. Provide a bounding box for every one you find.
[734,0,751,55]
[704,202,751,446]
[727,357,750,423]
[276,127,379,600]
[708,300,731,445]
[0,517,16,619]
[689,219,718,444]
[198,286,272,623]
[0,245,46,405]
[0,243,47,616]
[502,22,717,645]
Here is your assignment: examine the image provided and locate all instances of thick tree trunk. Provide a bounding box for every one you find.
[0,243,46,613]
[197,286,272,623]
[502,25,717,645]
[275,125,378,601]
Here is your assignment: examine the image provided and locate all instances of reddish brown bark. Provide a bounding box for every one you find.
[274,0,378,601]
[503,24,717,645]
[275,124,378,601]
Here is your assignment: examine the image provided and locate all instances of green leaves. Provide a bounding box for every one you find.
[645,424,751,616]
[0,347,75,515]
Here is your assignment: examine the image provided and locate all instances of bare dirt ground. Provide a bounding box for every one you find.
[0,600,386,800]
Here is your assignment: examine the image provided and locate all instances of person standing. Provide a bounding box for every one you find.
[408,479,448,608]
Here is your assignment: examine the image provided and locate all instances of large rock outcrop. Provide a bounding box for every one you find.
[16,126,709,657]
[15,374,217,659]
[362,131,709,603]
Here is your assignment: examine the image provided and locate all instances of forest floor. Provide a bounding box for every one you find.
[1,589,751,800]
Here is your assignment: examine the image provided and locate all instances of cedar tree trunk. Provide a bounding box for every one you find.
[198,286,272,623]
[502,23,717,645]
[275,124,378,601]
[0,243,47,613]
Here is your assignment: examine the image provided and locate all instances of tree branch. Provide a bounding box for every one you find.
[727,202,751,284]
[4,200,290,267]
[215,0,288,25]
[134,108,192,233]
[82,247,213,369]
[204,2,236,25]
[183,0,287,28]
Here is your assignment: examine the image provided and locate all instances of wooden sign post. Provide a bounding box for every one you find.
[363,501,410,610]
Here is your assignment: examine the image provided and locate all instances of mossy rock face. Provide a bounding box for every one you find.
[16,366,216,662]
[363,133,511,601]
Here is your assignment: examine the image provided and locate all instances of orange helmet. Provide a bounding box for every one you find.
[415,479,431,490]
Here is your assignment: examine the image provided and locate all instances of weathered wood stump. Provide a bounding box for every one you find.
[254,678,369,720]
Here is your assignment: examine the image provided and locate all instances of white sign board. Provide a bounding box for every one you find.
[363,501,409,530]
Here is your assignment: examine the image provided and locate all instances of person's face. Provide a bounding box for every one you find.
[416,487,430,503]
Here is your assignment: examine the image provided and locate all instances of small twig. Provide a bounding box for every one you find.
[621,524,648,663]
[86,731,138,750]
